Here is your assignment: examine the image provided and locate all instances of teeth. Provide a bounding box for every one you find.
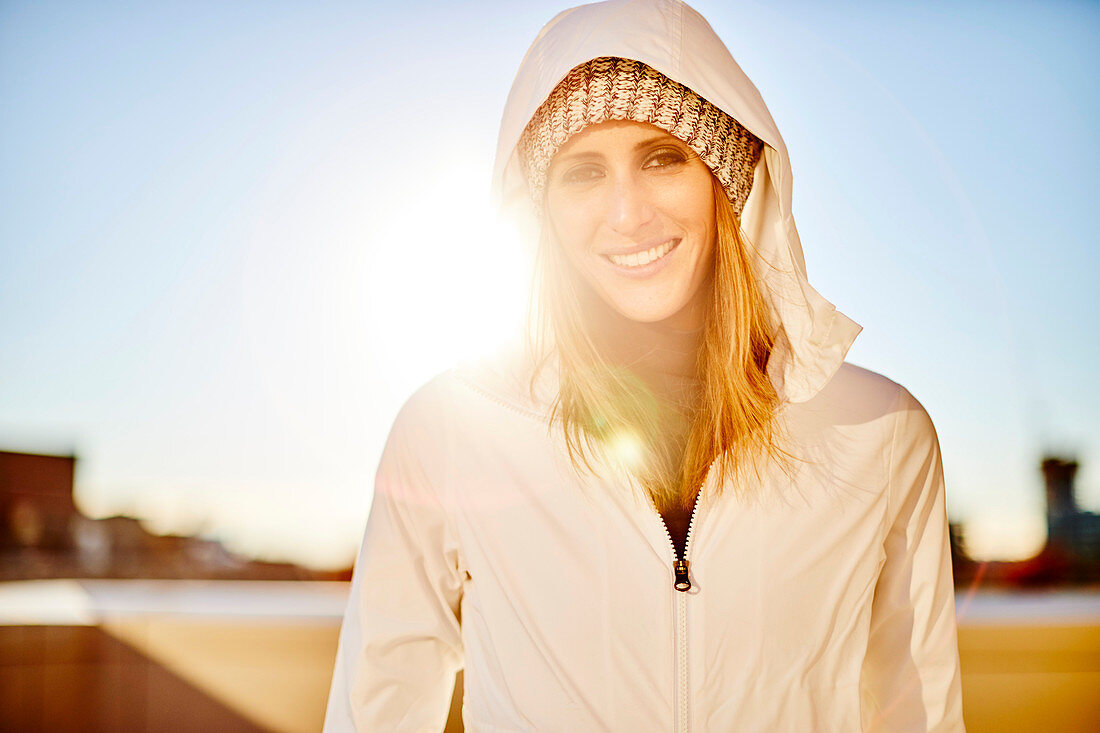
[609,240,674,268]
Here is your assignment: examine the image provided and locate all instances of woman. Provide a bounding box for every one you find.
[326,0,964,730]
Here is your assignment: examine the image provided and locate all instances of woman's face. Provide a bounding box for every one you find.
[544,120,717,328]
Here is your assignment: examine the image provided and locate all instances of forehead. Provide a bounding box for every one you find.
[553,120,682,158]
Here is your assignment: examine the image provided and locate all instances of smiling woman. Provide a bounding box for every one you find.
[325,1,965,730]
[544,121,718,327]
[532,112,783,534]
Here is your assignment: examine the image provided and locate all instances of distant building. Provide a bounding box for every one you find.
[0,450,77,551]
[0,449,350,581]
[951,454,1100,587]
[1042,457,1100,560]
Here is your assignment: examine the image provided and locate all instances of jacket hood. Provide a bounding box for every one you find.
[490,0,861,404]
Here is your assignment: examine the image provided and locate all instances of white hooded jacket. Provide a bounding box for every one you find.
[325,1,965,730]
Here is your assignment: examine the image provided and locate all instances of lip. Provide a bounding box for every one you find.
[601,237,680,278]
[600,237,678,257]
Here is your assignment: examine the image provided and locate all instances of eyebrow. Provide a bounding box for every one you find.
[551,134,684,166]
[634,134,677,151]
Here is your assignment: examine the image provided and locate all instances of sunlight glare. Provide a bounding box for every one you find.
[963,513,1047,561]
[363,162,531,390]
[607,428,646,474]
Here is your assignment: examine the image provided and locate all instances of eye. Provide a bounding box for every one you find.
[559,163,603,185]
[643,147,689,170]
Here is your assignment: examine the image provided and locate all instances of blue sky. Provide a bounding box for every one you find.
[1,0,1096,566]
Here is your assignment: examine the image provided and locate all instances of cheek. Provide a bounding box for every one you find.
[679,181,717,248]
[546,200,597,264]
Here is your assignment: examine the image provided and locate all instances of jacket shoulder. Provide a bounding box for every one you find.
[801,363,939,458]
[785,363,941,509]
[801,361,926,423]
[451,338,554,421]
[387,352,547,453]
[388,369,478,437]
[376,370,489,496]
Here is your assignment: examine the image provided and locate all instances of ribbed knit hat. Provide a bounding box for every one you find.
[518,57,764,217]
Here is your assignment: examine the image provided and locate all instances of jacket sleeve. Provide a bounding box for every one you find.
[324,400,465,732]
[860,387,965,732]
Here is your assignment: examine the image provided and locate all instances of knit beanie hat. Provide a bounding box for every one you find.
[518,56,764,217]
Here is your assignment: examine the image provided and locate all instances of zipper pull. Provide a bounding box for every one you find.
[673,559,691,592]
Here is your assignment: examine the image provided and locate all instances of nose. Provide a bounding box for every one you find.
[605,175,653,235]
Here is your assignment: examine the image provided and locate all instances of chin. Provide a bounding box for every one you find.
[613,304,682,323]
[589,258,713,328]
[603,291,699,325]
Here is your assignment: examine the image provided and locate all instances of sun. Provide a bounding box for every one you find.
[362,163,532,385]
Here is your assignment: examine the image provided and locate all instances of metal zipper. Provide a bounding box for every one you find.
[650,493,702,733]
[649,491,702,589]
[675,586,689,733]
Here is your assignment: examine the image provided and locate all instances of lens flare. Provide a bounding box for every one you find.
[606,428,646,472]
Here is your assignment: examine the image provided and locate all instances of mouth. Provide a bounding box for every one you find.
[603,238,679,269]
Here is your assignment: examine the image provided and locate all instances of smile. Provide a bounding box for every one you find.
[605,239,677,268]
